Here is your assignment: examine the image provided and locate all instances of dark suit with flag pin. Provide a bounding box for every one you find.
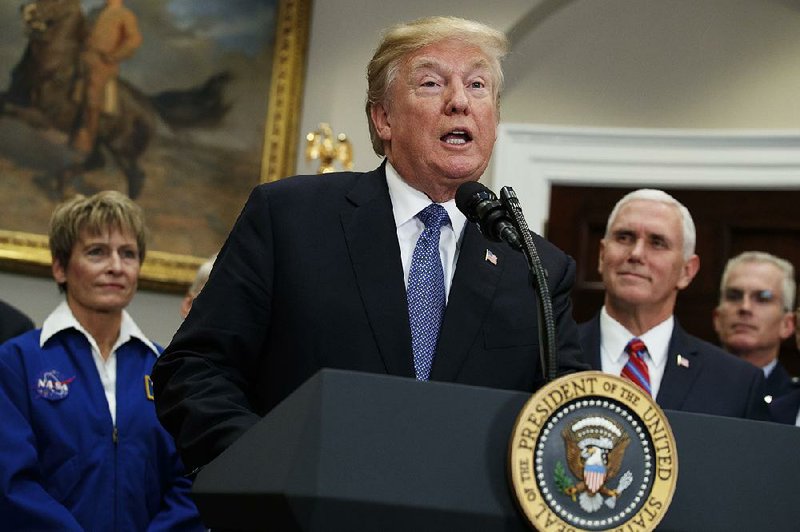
[580,315,768,419]
[577,188,768,420]
[152,17,587,473]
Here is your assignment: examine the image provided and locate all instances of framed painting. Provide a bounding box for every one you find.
[0,0,310,292]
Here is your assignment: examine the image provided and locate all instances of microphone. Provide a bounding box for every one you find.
[457,181,558,384]
[455,182,523,250]
[500,186,557,382]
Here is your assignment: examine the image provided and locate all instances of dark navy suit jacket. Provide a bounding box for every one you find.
[578,314,769,420]
[764,360,798,402]
[770,388,800,425]
[153,164,587,470]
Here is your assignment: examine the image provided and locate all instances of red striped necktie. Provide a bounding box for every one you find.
[621,338,652,395]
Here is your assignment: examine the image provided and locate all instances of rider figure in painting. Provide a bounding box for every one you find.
[71,0,142,155]
[3,0,229,201]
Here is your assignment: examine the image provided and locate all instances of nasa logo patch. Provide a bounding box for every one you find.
[35,369,75,401]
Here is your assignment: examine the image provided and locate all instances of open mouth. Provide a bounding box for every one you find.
[441,130,472,145]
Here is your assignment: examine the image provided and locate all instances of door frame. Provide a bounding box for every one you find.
[491,124,800,236]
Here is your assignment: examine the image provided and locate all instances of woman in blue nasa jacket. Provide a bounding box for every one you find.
[0,191,203,531]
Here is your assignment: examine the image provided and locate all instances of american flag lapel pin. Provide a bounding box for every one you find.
[485,249,498,265]
[676,354,690,368]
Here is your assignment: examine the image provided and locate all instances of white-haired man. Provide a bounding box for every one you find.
[180,254,217,319]
[578,189,768,420]
[713,251,797,404]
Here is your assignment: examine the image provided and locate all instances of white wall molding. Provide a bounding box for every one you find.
[491,124,800,235]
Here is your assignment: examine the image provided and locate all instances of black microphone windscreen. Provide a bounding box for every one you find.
[455,181,495,220]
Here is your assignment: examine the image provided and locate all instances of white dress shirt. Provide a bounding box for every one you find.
[762,357,778,378]
[599,306,673,398]
[40,301,159,425]
[385,162,468,302]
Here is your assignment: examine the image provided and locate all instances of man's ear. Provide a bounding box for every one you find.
[712,306,723,337]
[676,254,700,290]
[180,294,193,320]
[779,310,796,341]
[52,259,67,285]
[597,239,606,276]
[370,102,392,141]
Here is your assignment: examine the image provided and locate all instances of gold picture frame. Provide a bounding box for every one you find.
[0,0,311,292]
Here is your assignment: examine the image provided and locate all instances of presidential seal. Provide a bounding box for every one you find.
[509,371,677,531]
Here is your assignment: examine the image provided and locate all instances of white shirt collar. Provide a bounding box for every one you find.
[41,300,159,356]
[762,357,778,378]
[384,161,467,239]
[599,306,673,368]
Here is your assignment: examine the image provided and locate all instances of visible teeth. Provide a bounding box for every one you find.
[443,130,469,144]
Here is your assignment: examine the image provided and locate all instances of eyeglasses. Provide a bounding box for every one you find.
[722,288,778,305]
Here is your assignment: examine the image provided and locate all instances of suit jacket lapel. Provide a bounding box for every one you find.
[656,322,703,410]
[430,223,505,381]
[341,166,414,378]
[580,314,603,371]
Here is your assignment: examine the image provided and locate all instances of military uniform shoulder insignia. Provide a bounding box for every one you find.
[35,370,75,400]
[509,371,677,531]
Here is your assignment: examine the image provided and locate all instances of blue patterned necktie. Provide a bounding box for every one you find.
[407,203,450,381]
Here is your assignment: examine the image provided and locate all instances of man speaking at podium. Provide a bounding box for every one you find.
[153,16,586,473]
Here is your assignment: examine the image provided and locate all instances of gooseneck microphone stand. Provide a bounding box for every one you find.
[499,187,558,384]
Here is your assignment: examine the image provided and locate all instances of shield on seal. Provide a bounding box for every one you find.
[584,462,606,494]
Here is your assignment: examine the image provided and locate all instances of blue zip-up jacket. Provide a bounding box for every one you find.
[0,328,203,531]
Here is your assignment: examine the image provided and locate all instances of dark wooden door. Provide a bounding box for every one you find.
[547,186,800,375]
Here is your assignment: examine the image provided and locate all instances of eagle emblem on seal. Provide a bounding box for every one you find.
[557,416,633,513]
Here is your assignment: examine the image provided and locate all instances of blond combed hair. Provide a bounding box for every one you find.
[365,16,509,156]
[49,191,148,288]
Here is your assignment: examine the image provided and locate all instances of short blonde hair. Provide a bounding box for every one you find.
[49,191,147,290]
[365,16,508,156]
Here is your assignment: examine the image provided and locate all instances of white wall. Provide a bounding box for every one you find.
[502,0,800,129]
[298,0,800,176]
[5,0,800,345]
[493,125,800,235]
